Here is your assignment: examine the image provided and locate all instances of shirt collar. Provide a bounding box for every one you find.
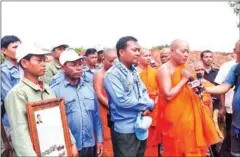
[22,78,51,94]
[4,59,18,70]
[53,60,61,69]
[84,64,100,72]
[63,75,85,87]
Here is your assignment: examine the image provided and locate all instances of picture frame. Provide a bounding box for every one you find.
[26,98,72,157]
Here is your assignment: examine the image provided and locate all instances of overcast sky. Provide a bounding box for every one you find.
[2,1,239,52]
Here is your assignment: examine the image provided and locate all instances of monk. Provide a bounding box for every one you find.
[160,48,171,64]
[136,48,159,157]
[151,49,161,68]
[156,39,221,156]
[93,49,117,157]
[194,61,224,139]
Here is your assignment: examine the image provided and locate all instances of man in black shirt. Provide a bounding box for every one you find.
[201,50,222,157]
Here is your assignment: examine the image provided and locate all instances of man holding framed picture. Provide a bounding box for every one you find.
[5,43,78,156]
[51,49,103,157]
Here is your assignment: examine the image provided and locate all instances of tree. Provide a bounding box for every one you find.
[74,47,85,54]
[151,44,170,50]
[229,0,240,27]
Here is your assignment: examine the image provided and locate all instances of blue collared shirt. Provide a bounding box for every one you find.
[50,75,103,150]
[83,65,101,86]
[104,59,154,134]
[224,64,240,128]
[1,59,20,126]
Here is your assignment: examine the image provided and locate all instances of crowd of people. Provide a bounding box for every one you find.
[1,35,240,157]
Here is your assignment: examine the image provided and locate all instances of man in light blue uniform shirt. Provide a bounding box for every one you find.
[51,49,103,157]
[83,48,101,86]
[104,36,154,157]
[1,35,21,146]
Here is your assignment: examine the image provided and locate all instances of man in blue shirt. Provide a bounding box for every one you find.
[83,48,101,86]
[51,49,103,157]
[104,36,154,157]
[1,35,21,142]
[205,40,240,157]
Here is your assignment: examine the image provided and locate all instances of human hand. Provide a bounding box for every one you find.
[71,144,78,157]
[97,142,103,157]
[141,110,151,116]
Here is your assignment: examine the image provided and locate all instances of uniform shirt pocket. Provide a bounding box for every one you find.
[84,95,95,111]
[65,98,76,114]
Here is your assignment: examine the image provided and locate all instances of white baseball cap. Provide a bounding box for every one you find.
[59,49,85,65]
[16,43,51,63]
[94,45,104,52]
[135,113,152,140]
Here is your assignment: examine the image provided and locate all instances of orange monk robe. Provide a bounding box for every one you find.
[156,65,220,157]
[99,89,113,157]
[201,79,214,112]
[139,66,159,157]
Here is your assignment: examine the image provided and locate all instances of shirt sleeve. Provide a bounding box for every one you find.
[42,64,53,85]
[214,63,227,84]
[104,73,153,111]
[69,129,76,145]
[93,95,103,143]
[5,90,37,156]
[1,71,13,102]
[223,65,237,86]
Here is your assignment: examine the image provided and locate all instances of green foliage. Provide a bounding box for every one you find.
[74,47,85,55]
[0,54,5,64]
[229,0,240,27]
[151,44,170,50]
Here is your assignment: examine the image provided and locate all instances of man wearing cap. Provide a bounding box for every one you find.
[104,36,154,157]
[4,44,78,156]
[41,43,69,84]
[1,35,21,153]
[95,45,104,68]
[51,49,103,157]
[83,48,101,86]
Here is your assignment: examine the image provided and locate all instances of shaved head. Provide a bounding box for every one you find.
[194,60,204,68]
[140,48,150,56]
[193,60,205,76]
[160,48,171,64]
[103,48,117,70]
[170,39,189,65]
[170,39,189,51]
[103,48,117,58]
[235,40,240,53]
[139,48,151,66]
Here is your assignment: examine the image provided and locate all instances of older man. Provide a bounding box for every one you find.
[156,39,220,156]
[51,49,103,157]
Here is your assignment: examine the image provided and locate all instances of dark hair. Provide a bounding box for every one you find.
[37,114,40,117]
[97,50,104,54]
[19,54,34,68]
[200,50,212,59]
[1,35,21,49]
[116,36,138,58]
[85,48,97,56]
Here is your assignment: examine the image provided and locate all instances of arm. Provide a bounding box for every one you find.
[42,64,53,84]
[205,83,232,95]
[104,73,153,111]
[156,66,188,101]
[93,72,108,108]
[93,95,103,143]
[5,91,37,156]
[1,72,14,101]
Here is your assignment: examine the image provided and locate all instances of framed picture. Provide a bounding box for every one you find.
[26,98,72,157]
